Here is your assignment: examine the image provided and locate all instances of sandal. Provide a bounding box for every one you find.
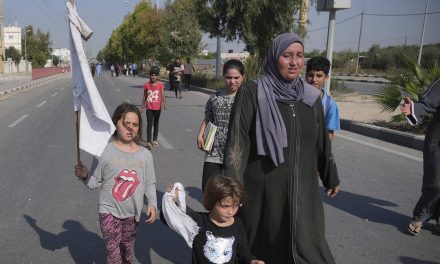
[146,142,152,150]
[153,140,159,147]
[408,220,423,235]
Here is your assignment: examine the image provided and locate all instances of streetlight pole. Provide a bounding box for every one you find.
[24,29,31,73]
[417,0,429,66]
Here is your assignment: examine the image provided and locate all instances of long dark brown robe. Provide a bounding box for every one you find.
[224,81,340,263]
[408,78,440,222]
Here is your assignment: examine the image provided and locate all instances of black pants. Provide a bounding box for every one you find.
[146,110,161,142]
[184,74,192,90]
[173,81,181,98]
[202,162,223,193]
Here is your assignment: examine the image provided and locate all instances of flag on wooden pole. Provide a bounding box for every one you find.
[67,2,115,157]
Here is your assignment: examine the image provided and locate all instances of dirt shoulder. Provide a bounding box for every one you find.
[334,92,400,124]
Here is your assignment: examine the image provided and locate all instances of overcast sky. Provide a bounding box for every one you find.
[3,0,440,57]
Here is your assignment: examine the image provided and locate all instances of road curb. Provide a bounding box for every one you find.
[0,73,69,98]
[333,77,389,84]
[340,119,424,151]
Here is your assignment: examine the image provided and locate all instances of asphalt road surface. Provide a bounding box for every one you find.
[1,73,438,264]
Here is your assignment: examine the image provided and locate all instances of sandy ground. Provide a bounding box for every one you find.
[334,92,401,123]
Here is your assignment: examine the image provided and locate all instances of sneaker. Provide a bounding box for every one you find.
[153,140,159,147]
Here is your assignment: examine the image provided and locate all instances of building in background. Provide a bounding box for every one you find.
[3,25,22,53]
[52,47,71,67]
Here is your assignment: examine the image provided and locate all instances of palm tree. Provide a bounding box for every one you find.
[375,55,440,123]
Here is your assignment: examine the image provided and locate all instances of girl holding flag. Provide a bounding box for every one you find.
[74,103,157,264]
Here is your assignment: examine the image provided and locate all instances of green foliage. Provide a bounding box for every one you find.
[156,0,203,65]
[99,0,202,67]
[195,0,301,60]
[375,55,440,124]
[5,47,21,63]
[243,54,261,81]
[52,55,60,66]
[305,49,324,59]
[22,25,51,68]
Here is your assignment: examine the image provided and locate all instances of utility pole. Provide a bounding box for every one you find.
[417,0,429,66]
[215,37,221,79]
[299,0,309,38]
[355,11,364,75]
[325,10,335,92]
[0,0,4,73]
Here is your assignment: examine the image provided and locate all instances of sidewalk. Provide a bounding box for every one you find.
[0,72,69,98]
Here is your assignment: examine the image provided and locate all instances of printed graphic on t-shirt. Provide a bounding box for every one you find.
[112,169,140,202]
[147,90,159,103]
[203,231,234,264]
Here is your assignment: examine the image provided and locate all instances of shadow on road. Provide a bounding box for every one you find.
[321,189,411,234]
[23,214,105,263]
[399,256,440,264]
[185,186,204,204]
[134,190,191,263]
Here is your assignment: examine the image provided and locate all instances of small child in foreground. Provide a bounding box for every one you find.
[161,175,264,264]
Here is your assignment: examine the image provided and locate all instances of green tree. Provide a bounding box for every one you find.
[305,49,324,59]
[156,0,202,65]
[5,46,21,62]
[375,55,440,123]
[195,0,301,60]
[23,26,51,68]
[98,0,202,67]
[52,55,60,66]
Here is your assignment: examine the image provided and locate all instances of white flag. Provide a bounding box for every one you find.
[67,2,115,157]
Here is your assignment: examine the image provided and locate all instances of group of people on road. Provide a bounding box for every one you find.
[110,63,138,77]
[73,30,439,264]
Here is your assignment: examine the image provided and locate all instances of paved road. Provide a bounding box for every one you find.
[341,81,383,95]
[1,73,439,263]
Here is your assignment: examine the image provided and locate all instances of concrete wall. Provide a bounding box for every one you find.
[2,59,32,74]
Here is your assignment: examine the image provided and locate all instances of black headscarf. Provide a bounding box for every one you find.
[255,32,320,166]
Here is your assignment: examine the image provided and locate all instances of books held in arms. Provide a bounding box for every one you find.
[203,122,218,152]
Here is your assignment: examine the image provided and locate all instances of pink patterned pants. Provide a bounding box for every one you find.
[99,213,138,264]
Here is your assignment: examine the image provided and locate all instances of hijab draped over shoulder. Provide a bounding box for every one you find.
[255,32,320,166]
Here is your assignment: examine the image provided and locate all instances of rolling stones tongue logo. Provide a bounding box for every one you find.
[112,169,140,202]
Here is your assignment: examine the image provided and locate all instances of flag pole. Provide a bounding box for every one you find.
[69,0,80,164]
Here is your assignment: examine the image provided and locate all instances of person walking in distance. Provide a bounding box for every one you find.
[140,66,167,150]
[184,57,195,92]
[74,103,157,264]
[171,57,184,99]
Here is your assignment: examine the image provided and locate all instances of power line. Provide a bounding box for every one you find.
[364,11,440,17]
[308,12,361,32]
[308,10,440,33]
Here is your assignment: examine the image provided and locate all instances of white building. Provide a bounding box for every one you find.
[52,47,71,66]
[221,51,250,62]
[4,25,22,53]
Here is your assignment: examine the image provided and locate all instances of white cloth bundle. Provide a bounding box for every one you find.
[162,183,199,247]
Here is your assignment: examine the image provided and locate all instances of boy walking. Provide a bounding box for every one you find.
[306,56,340,140]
